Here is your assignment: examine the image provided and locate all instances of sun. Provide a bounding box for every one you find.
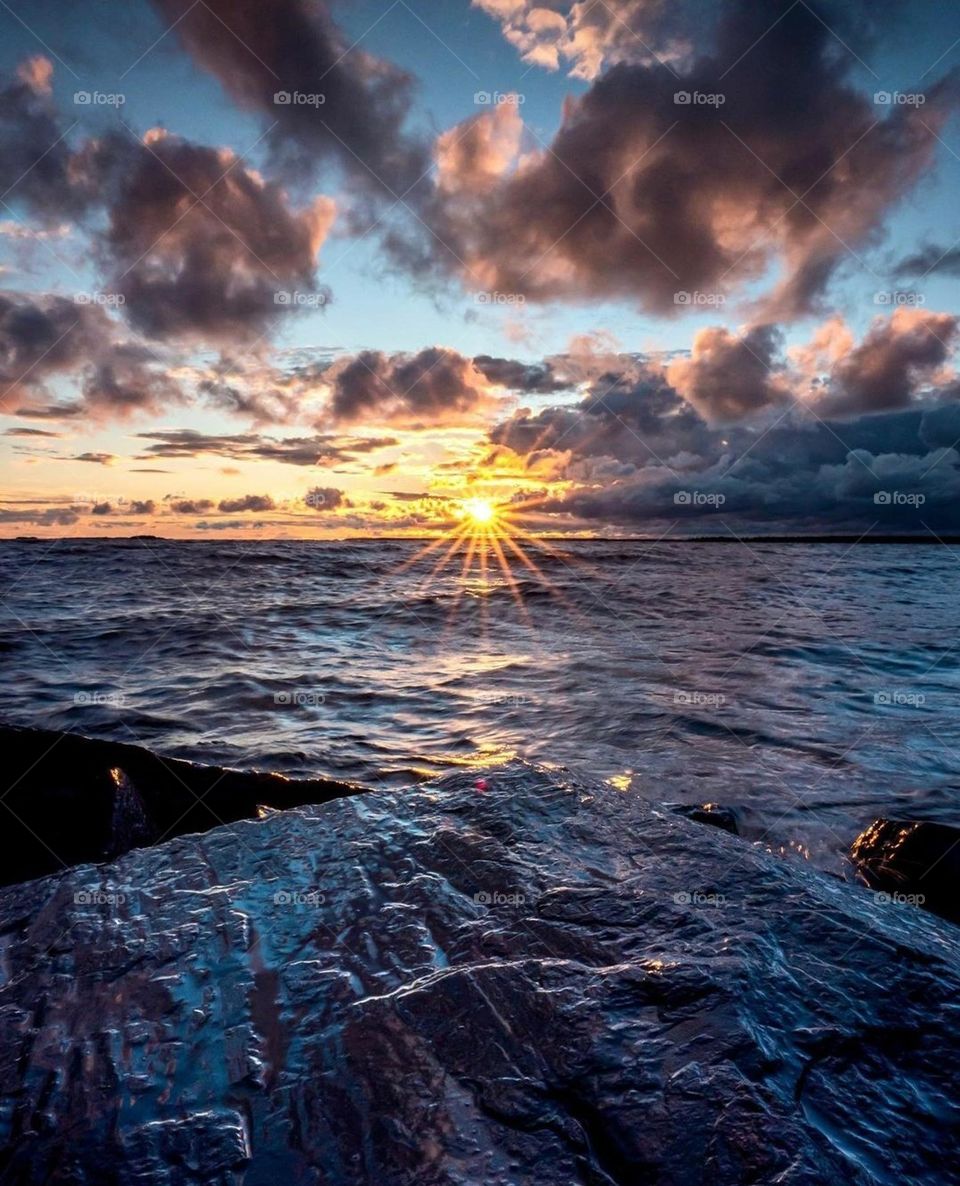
[460,497,497,526]
[396,490,576,623]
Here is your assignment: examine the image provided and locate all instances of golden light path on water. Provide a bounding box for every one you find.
[393,494,636,786]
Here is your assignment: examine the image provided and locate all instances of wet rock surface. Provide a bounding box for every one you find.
[0,725,362,886]
[671,802,740,835]
[0,762,959,1185]
[851,817,960,923]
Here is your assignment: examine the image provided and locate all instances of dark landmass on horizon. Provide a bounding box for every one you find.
[5,533,960,545]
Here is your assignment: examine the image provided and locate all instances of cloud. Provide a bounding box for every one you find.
[805,309,959,417]
[472,0,700,79]
[435,103,523,194]
[167,498,215,514]
[0,57,337,353]
[0,292,184,419]
[304,486,344,511]
[667,324,793,423]
[0,57,87,223]
[486,313,960,530]
[93,131,336,342]
[69,452,115,465]
[149,0,429,197]
[8,402,85,420]
[472,354,571,394]
[0,504,80,527]
[895,244,960,278]
[217,493,277,513]
[326,347,498,425]
[419,0,957,319]
[135,428,397,466]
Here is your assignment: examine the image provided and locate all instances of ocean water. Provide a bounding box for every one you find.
[2,537,959,873]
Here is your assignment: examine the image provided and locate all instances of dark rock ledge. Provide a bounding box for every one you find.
[0,761,958,1185]
[0,725,363,887]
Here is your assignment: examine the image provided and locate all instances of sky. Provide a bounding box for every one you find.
[1,0,959,537]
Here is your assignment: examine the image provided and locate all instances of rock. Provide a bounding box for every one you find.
[672,802,740,835]
[0,725,363,886]
[0,762,958,1184]
[851,818,960,923]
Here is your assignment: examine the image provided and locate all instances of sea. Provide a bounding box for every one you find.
[2,536,958,875]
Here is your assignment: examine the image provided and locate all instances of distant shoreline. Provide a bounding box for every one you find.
[4,533,959,546]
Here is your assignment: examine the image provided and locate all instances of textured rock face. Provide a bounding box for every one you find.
[0,763,958,1185]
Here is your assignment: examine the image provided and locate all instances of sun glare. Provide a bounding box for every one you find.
[396,490,584,625]
[461,497,496,526]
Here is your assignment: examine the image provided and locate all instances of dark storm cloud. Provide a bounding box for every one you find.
[529,405,960,531]
[328,347,493,425]
[489,315,960,530]
[217,494,277,513]
[490,359,712,467]
[149,0,429,197]
[417,0,957,318]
